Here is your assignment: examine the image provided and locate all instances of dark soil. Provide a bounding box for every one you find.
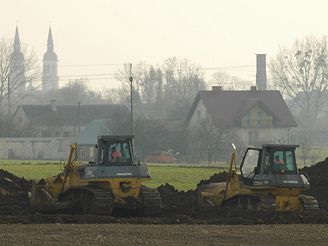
[1,224,328,246]
[301,157,328,209]
[196,171,227,187]
[0,159,327,224]
[0,170,30,215]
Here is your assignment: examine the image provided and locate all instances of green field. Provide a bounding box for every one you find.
[0,161,225,191]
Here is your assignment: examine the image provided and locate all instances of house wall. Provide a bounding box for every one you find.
[237,127,290,145]
[188,100,291,146]
[239,105,290,145]
[13,106,30,127]
[37,125,85,137]
[0,137,73,160]
[188,100,208,128]
[13,106,87,137]
[241,105,273,128]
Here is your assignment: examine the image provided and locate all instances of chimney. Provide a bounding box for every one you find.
[250,86,257,91]
[212,85,222,92]
[50,99,56,111]
[256,54,267,90]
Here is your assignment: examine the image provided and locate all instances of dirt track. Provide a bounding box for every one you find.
[0,224,327,245]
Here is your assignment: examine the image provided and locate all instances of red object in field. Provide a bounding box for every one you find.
[145,151,177,163]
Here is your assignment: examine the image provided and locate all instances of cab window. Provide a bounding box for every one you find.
[272,150,296,174]
[99,141,133,164]
[241,149,260,178]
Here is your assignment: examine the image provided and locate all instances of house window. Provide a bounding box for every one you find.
[41,130,49,137]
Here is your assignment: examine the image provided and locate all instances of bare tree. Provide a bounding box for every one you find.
[270,36,328,123]
[162,57,206,118]
[105,86,129,104]
[45,79,105,105]
[141,66,163,104]
[188,116,242,163]
[210,71,250,90]
[0,39,39,106]
[110,57,206,119]
[115,63,147,97]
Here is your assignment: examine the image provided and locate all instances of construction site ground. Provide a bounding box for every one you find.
[0,158,327,244]
[0,224,327,246]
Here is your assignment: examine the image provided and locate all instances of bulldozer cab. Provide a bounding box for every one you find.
[240,144,303,187]
[96,135,135,165]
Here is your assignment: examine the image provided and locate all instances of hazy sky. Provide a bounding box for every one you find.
[1,0,328,91]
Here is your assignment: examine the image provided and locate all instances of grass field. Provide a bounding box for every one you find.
[0,160,225,191]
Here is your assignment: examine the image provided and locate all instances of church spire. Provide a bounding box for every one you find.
[42,27,59,91]
[47,27,54,51]
[14,26,21,51]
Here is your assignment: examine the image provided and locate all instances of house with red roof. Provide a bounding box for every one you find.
[185,86,297,147]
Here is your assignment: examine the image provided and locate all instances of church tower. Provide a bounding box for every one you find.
[42,27,59,91]
[9,27,26,95]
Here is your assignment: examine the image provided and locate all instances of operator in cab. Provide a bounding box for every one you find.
[273,155,286,173]
[111,147,123,162]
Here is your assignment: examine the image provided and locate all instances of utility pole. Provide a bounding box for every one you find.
[129,63,133,135]
[78,101,81,135]
[7,76,11,137]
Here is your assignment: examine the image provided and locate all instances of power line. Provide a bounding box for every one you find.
[58,63,256,70]
[202,65,254,70]
[59,63,124,67]
[40,77,118,85]
[60,72,115,78]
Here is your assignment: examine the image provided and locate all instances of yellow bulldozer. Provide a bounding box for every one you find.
[197,144,319,212]
[29,135,161,215]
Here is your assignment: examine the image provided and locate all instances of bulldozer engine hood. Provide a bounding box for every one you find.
[79,164,151,179]
[251,173,310,188]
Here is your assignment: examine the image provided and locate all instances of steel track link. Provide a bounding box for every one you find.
[140,186,161,215]
[299,195,320,210]
[59,186,114,215]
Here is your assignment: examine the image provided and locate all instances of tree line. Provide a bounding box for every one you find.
[1,35,328,162]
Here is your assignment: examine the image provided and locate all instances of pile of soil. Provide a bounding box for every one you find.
[157,183,196,214]
[157,173,228,214]
[301,157,328,209]
[196,172,227,187]
[0,160,327,224]
[0,169,31,215]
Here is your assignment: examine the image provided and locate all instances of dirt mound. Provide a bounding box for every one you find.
[196,172,227,187]
[301,157,328,209]
[0,165,328,224]
[0,169,31,215]
[157,183,197,214]
[157,172,228,214]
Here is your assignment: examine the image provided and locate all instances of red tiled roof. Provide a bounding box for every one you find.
[185,90,297,127]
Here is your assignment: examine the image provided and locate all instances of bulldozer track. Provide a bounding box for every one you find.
[222,195,276,211]
[140,186,161,215]
[58,186,114,215]
[299,195,319,210]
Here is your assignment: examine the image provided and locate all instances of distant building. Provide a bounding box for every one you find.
[0,137,72,160]
[185,86,297,146]
[42,27,59,91]
[12,102,130,137]
[9,27,26,96]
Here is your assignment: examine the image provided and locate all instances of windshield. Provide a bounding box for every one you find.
[99,140,133,164]
[271,149,296,174]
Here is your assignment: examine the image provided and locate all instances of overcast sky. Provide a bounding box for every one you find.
[1,0,328,91]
